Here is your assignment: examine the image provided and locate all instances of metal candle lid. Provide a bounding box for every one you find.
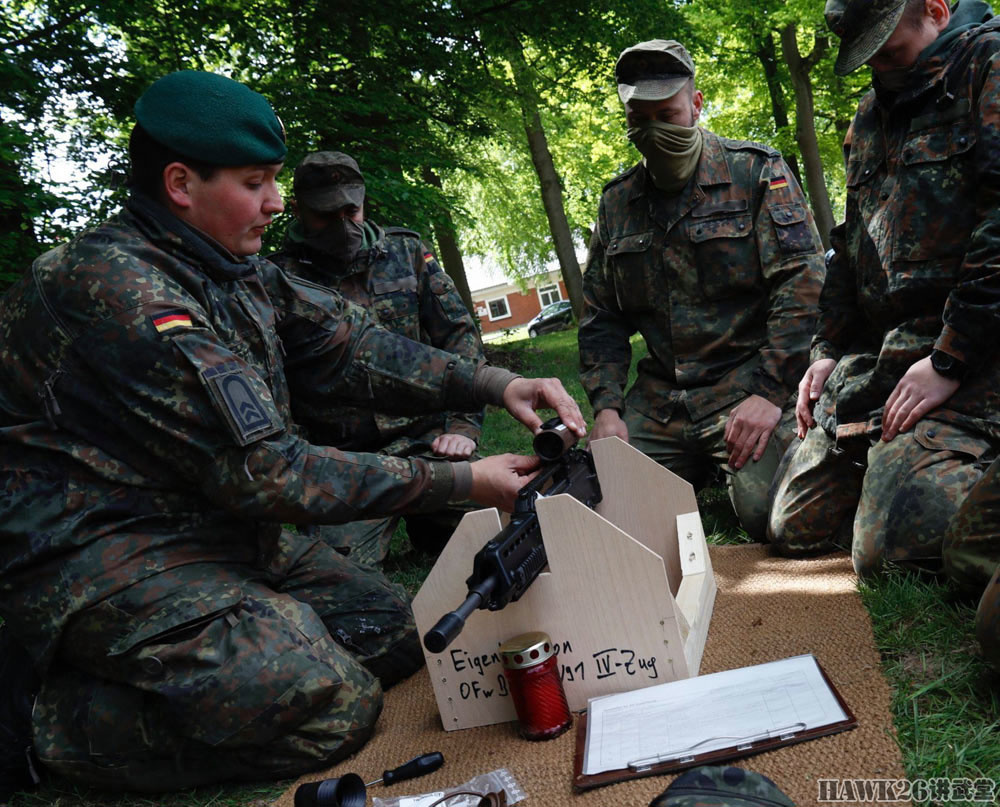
[499,631,555,669]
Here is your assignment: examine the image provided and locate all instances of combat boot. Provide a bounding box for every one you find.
[0,625,41,803]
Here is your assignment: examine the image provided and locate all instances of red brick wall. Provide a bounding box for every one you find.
[476,281,568,335]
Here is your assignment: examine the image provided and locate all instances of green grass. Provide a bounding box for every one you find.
[8,326,1000,804]
[859,570,1000,787]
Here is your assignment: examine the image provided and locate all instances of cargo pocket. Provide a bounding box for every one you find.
[689,215,756,299]
[427,269,469,321]
[895,118,976,262]
[913,420,992,462]
[607,231,655,311]
[81,585,248,749]
[374,276,420,332]
[769,203,817,255]
[104,584,338,747]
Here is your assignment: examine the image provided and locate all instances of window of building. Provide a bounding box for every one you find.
[487,296,511,321]
[537,283,561,308]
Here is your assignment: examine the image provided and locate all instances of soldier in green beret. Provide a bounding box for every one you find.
[769,0,1000,668]
[270,151,485,567]
[578,39,824,540]
[0,70,585,796]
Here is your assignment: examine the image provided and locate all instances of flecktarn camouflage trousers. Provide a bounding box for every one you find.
[32,532,422,792]
[768,418,996,577]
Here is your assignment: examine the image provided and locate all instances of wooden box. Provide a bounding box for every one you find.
[411,436,716,730]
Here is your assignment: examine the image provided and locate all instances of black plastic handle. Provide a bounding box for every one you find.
[383,751,445,785]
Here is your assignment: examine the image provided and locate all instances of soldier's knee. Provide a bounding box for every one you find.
[365,626,423,690]
[852,543,885,579]
[287,667,384,771]
[767,505,838,557]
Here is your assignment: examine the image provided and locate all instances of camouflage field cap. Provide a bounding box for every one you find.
[293,151,366,212]
[650,766,795,807]
[134,71,286,165]
[615,39,695,104]
[826,0,909,75]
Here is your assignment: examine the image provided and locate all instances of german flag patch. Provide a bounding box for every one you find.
[423,251,435,263]
[769,176,789,191]
[152,310,193,333]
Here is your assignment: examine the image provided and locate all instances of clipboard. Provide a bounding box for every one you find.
[572,657,857,791]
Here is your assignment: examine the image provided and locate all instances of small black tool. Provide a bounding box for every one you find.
[294,752,445,806]
[365,751,445,787]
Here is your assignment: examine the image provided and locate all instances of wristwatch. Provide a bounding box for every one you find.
[930,350,968,380]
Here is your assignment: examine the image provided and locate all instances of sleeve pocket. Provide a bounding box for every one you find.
[769,204,817,254]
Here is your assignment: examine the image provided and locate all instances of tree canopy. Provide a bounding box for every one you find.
[1,0,871,296]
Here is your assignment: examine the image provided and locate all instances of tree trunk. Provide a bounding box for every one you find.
[507,38,585,318]
[421,166,476,317]
[780,23,834,249]
[0,120,41,291]
[832,73,854,144]
[754,31,802,188]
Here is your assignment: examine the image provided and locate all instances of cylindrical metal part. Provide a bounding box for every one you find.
[532,418,576,461]
[499,631,572,741]
[294,773,366,807]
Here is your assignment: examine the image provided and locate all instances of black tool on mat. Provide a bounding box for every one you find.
[294,752,445,806]
[366,751,445,787]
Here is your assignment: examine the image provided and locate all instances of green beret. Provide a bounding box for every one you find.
[134,70,287,166]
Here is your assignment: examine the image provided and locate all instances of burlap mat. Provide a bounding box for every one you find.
[274,545,906,807]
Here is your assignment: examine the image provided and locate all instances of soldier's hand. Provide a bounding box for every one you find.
[467,453,541,511]
[725,394,782,470]
[431,433,476,459]
[882,356,960,441]
[502,378,585,439]
[589,408,629,443]
[796,359,837,438]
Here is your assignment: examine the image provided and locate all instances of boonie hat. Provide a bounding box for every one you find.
[615,39,695,104]
[293,151,366,212]
[826,0,908,75]
[133,70,286,165]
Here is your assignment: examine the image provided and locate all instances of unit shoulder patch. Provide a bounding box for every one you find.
[201,362,280,446]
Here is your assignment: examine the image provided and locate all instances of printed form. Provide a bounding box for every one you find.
[583,654,848,775]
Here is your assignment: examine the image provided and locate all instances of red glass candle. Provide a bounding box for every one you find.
[499,631,572,740]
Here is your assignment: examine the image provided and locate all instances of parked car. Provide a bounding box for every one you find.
[527,299,574,338]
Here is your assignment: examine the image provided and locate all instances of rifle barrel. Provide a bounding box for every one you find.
[423,575,496,653]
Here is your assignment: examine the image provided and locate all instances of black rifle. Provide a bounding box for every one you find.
[423,418,603,653]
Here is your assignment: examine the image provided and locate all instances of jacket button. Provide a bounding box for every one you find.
[880,191,889,200]
[927,429,937,438]
[738,223,745,231]
[959,137,968,146]
[864,168,871,175]
[141,656,164,677]
[694,228,703,235]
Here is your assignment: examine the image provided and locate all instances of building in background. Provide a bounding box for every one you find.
[471,269,568,338]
